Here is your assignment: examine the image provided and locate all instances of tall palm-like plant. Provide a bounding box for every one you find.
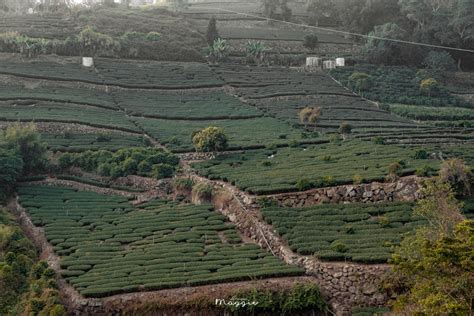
[206,38,230,63]
[245,40,266,64]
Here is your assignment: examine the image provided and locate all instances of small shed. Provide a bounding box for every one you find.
[336,58,345,67]
[323,60,336,70]
[306,57,323,67]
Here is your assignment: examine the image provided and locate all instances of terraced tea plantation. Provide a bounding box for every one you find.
[261,202,421,263]
[0,82,116,110]
[112,89,262,119]
[193,140,442,194]
[214,64,347,98]
[18,185,302,298]
[330,65,469,107]
[0,57,222,89]
[0,100,139,132]
[41,132,148,152]
[135,115,322,152]
[388,104,474,127]
[262,198,474,263]
[254,95,419,132]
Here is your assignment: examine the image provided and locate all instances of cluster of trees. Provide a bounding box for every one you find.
[0,209,65,315]
[0,27,163,59]
[0,0,131,13]
[58,147,180,179]
[192,126,228,152]
[0,124,48,202]
[260,0,473,69]
[387,159,473,314]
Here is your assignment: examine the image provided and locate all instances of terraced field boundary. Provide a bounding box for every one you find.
[8,195,317,315]
[179,172,390,312]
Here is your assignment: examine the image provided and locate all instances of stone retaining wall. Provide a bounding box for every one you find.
[187,175,392,315]
[269,176,421,208]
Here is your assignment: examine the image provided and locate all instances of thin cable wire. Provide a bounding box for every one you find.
[192,6,474,54]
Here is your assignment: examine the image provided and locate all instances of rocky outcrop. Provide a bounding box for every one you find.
[269,176,421,208]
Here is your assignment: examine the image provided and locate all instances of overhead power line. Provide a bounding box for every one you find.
[192,6,474,54]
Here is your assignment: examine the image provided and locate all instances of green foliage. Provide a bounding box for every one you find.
[389,219,473,315]
[331,240,348,253]
[353,174,364,185]
[58,147,179,179]
[18,186,302,298]
[226,283,327,313]
[245,40,267,64]
[378,216,390,228]
[303,34,319,50]
[413,150,428,160]
[192,127,228,153]
[415,165,436,177]
[193,140,446,195]
[420,78,440,97]
[0,148,23,202]
[261,0,292,21]
[330,65,464,107]
[296,178,313,191]
[348,72,373,91]
[365,23,407,65]
[0,208,62,315]
[77,26,120,57]
[151,163,175,180]
[2,123,48,175]
[261,201,421,263]
[206,38,230,62]
[423,51,457,74]
[372,136,385,145]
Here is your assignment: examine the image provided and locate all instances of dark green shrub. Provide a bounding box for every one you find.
[373,136,385,145]
[413,150,428,159]
[288,139,300,148]
[303,34,319,50]
[348,72,373,91]
[378,216,390,227]
[415,166,436,177]
[29,298,46,314]
[261,161,272,167]
[96,134,111,142]
[296,178,313,191]
[151,163,175,179]
[331,240,348,253]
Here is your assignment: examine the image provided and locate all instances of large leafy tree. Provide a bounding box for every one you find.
[261,0,292,21]
[192,127,228,153]
[0,148,23,202]
[3,123,48,175]
[364,22,410,64]
[387,178,473,314]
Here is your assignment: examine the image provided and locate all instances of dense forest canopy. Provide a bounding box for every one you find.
[262,0,474,69]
